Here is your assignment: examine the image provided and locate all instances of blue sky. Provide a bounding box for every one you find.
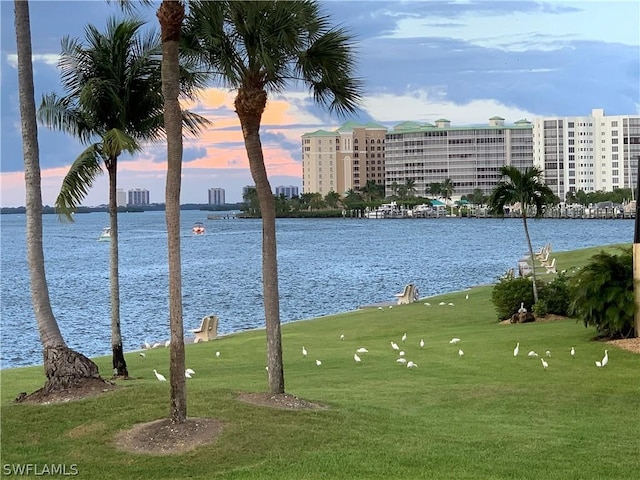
[1,0,638,206]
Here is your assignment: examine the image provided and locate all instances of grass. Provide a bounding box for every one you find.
[1,244,639,479]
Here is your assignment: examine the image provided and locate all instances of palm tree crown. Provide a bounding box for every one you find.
[488,166,555,218]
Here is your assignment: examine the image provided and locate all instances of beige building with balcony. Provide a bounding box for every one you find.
[301,121,388,196]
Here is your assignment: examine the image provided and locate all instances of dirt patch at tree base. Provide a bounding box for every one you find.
[14,377,117,405]
[114,418,224,455]
[237,392,328,410]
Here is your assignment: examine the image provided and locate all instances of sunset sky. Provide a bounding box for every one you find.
[1,0,638,206]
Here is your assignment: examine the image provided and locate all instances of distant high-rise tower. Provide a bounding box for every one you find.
[208,188,225,206]
[116,188,127,207]
[275,185,299,199]
[128,188,149,206]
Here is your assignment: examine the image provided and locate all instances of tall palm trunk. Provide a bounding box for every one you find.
[107,159,127,377]
[158,0,187,423]
[522,214,539,303]
[14,0,99,393]
[235,86,285,394]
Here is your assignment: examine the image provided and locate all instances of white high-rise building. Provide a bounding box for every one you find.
[128,188,149,206]
[533,108,640,200]
[385,116,533,198]
[208,188,225,206]
[275,185,299,199]
[116,188,127,207]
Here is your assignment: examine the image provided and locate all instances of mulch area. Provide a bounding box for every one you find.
[236,392,328,410]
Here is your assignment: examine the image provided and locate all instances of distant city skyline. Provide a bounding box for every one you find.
[1,1,638,207]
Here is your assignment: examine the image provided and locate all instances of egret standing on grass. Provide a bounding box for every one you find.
[401,333,407,342]
[316,359,322,366]
[391,342,400,351]
[302,346,308,357]
[514,342,520,357]
[541,358,549,369]
[420,339,425,348]
[354,353,362,363]
[153,369,167,382]
[458,349,464,357]
[570,347,576,358]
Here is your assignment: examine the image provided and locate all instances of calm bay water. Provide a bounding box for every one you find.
[0,211,633,369]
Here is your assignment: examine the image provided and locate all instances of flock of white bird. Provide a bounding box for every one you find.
[147,290,611,381]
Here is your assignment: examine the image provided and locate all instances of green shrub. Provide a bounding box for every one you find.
[568,247,635,338]
[491,277,536,320]
[532,300,548,317]
[538,273,571,316]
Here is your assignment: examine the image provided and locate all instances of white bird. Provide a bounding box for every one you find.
[340,334,345,340]
[354,353,361,363]
[601,350,609,367]
[215,351,221,358]
[391,342,400,350]
[153,369,166,382]
[144,340,151,349]
[541,358,548,369]
[389,305,393,309]
[449,338,461,344]
[448,302,455,306]
[545,350,551,357]
[458,349,464,357]
[316,359,322,366]
[420,339,425,348]
[527,351,538,358]
[518,302,527,314]
[164,340,170,348]
[185,371,192,378]
[185,368,195,375]
[378,306,383,310]
[439,302,446,306]
[152,342,162,349]
[401,333,407,342]
[513,342,520,357]
[424,302,431,306]
[407,361,417,368]
[139,352,146,358]
[356,347,368,353]
[399,351,405,357]
[465,293,469,300]
[570,347,575,357]
[396,358,407,364]
[302,346,308,357]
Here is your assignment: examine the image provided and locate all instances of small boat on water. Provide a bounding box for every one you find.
[192,221,205,235]
[98,227,111,242]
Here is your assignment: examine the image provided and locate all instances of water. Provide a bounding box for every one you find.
[0,211,633,368]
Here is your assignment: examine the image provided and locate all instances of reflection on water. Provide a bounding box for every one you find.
[0,211,632,368]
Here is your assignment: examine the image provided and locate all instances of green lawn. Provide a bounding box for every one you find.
[1,245,638,479]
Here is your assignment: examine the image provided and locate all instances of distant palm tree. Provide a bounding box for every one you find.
[442,178,454,208]
[14,0,101,392]
[404,178,417,198]
[324,191,341,209]
[185,0,362,394]
[38,17,208,378]
[488,166,555,303]
[427,182,442,198]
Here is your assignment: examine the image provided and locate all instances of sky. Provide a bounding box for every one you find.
[1,0,639,206]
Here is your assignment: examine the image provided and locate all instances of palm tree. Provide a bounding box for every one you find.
[38,17,208,379]
[157,0,188,424]
[442,177,454,208]
[404,178,417,198]
[324,191,341,209]
[488,166,555,303]
[427,182,442,198]
[13,0,101,394]
[185,0,362,394]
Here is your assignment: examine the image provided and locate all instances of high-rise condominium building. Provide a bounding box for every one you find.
[128,188,149,206]
[116,188,127,207]
[208,188,225,205]
[301,121,387,196]
[385,117,533,198]
[275,185,299,199]
[533,108,640,200]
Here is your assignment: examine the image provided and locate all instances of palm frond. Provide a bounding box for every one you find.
[38,93,95,144]
[55,145,104,221]
[102,128,141,158]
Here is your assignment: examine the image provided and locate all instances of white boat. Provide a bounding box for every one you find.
[192,221,205,235]
[97,227,111,242]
